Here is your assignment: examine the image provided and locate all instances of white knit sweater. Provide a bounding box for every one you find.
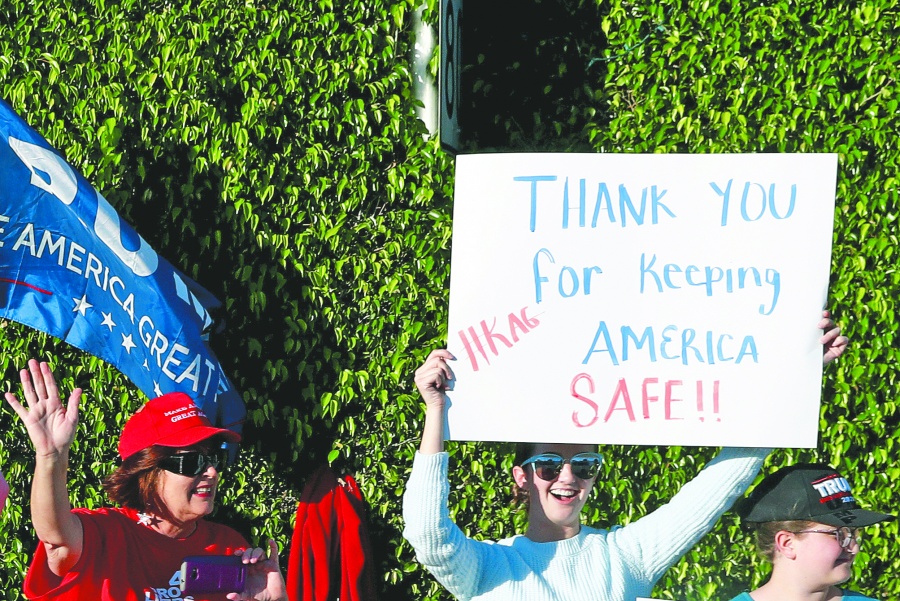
[403,448,769,601]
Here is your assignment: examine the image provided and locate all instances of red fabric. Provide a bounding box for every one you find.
[287,466,377,601]
[24,507,247,601]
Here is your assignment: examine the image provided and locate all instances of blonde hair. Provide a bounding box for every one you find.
[749,520,815,562]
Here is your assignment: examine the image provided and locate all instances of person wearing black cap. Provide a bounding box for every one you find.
[728,463,895,601]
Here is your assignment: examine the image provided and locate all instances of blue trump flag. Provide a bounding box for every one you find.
[0,98,245,436]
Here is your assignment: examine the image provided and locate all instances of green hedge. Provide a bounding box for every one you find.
[1,0,898,599]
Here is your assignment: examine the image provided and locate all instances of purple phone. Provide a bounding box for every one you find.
[180,555,247,594]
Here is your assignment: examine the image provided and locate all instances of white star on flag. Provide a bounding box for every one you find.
[101,312,116,330]
[121,333,137,353]
[153,382,164,396]
[72,295,92,316]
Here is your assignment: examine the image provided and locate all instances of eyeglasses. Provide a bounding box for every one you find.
[521,452,603,481]
[791,526,861,549]
[158,448,228,476]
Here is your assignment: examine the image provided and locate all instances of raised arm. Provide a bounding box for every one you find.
[405,349,493,599]
[5,360,84,577]
[415,349,455,455]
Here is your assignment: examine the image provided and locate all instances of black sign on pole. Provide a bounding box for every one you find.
[439,0,462,154]
[440,1,608,154]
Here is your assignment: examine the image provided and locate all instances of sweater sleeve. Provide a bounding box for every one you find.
[610,447,770,586]
[402,451,490,600]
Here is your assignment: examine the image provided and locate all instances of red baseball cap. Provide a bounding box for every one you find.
[118,392,241,460]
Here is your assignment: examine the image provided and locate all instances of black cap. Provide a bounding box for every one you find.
[737,463,895,527]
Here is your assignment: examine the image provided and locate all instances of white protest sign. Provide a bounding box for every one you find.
[445,153,837,448]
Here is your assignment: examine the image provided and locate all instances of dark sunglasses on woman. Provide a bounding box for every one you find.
[521,452,603,481]
[158,447,229,476]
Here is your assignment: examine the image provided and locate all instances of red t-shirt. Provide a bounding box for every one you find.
[24,507,249,601]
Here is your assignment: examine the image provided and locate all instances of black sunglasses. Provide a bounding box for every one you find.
[158,448,228,476]
[521,452,603,481]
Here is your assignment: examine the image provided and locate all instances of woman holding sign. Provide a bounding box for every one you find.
[402,314,846,601]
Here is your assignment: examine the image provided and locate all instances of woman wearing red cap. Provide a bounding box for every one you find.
[5,359,287,601]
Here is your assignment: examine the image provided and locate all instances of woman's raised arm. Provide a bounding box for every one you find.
[5,359,84,577]
[414,349,455,455]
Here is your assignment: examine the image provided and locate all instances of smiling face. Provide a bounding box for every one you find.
[513,443,599,542]
[155,443,220,528]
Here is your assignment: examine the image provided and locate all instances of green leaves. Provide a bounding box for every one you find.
[2,0,899,598]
